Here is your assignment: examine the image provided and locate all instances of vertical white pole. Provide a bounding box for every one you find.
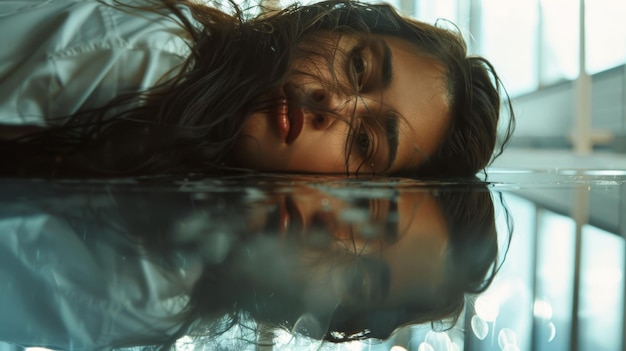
[537,0,543,88]
[573,0,593,154]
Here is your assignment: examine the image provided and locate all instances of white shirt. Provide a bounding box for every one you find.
[0,1,197,348]
[0,0,190,127]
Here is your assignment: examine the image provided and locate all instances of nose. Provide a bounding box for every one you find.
[307,88,333,130]
[307,87,373,130]
[307,87,339,130]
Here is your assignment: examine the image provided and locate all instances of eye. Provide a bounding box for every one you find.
[356,129,371,158]
[351,55,366,90]
[349,47,367,91]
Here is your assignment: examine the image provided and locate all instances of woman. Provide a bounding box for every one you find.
[0,0,514,177]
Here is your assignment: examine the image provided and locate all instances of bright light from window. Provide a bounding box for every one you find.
[586,0,626,73]
[478,0,539,95]
[416,0,457,25]
[540,0,579,84]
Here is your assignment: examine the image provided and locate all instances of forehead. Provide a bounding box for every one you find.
[381,193,449,306]
[376,35,451,174]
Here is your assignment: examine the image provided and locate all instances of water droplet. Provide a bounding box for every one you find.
[547,322,556,342]
[471,315,489,340]
[417,342,434,351]
[425,330,452,351]
[498,328,517,350]
[474,295,500,322]
[533,299,553,319]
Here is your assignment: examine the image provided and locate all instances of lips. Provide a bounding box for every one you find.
[278,195,303,235]
[275,89,304,144]
[276,99,290,142]
[285,105,304,144]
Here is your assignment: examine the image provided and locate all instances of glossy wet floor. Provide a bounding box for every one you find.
[0,166,624,351]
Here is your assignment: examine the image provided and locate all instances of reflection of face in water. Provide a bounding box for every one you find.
[242,186,449,329]
[0,179,499,350]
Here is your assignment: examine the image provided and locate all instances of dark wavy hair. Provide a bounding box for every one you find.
[1,0,514,177]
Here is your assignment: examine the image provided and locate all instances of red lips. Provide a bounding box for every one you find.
[278,195,303,235]
[276,99,290,142]
[286,103,304,144]
[275,94,304,144]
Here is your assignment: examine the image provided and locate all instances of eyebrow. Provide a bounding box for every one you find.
[385,112,399,170]
[381,39,393,89]
[379,40,398,170]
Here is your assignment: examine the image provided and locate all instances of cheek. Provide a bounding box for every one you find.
[228,113,273,166]
[240,112,270,138]
[286,133,351,172]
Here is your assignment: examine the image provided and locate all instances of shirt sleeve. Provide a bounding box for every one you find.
[0,0,190,127]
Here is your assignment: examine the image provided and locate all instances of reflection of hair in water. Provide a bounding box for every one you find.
[3,180,509,350]
[2,0,514,177]
[133,186,507,349]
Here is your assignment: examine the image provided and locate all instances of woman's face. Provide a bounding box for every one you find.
[228,33,451,175]
[244,186,449,315]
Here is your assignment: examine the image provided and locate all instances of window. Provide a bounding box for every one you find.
[477,0,539,96]
[415,0,458,25]
[585,0,626,74]
[539,0,579,84]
